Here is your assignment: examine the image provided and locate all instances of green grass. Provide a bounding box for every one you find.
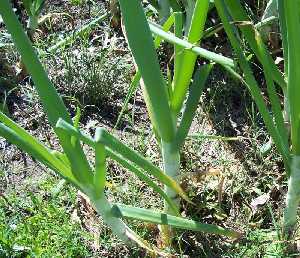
[0,171,152,257]
[0,175,92,257]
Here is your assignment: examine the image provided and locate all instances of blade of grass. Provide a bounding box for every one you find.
[188,133,246,142]
[111,204,240,238]
[48,12,108,54]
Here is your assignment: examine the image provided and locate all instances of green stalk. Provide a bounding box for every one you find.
[161,141,181,246]
[161,141,181,215]
[171,0,210,114]
[119,0,175,142]
[94,129,107,198]
[284,156,300,236]
[90,194,133,244]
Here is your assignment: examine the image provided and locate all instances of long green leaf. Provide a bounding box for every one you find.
[255,32,288,151]
[173,11,184,87]
[114,14,176,130]
[119,0,175,142]
[111,204,240,238]
[0,3,70,127]
[0,121,76,183]
[277,0,288,77]
[172,0,210,114]
[148,21,234,68]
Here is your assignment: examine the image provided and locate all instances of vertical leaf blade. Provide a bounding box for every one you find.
[171,0,210,114]
[119,0,175,142]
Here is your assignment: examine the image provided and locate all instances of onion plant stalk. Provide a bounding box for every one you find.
[0,0,239,253]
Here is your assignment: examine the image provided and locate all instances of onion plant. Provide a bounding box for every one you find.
[119,0,237,245]
[0,0,239,252]
[213,0,300,240]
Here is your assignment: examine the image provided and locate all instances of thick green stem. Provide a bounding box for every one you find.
[161,141,180,246]
[284,156,300,236]
[162,142,180,214]
[91,194,132,244]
